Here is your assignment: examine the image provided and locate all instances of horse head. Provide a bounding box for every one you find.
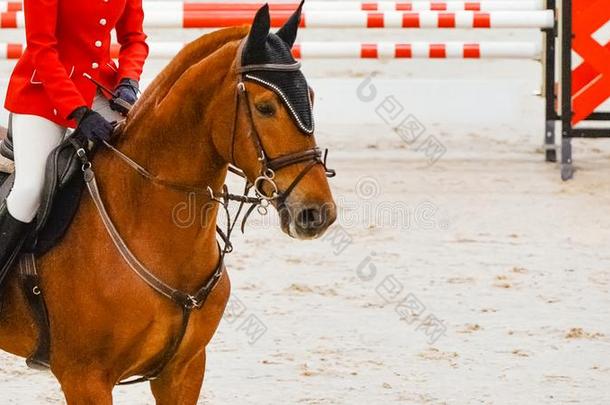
[215,3,337,240]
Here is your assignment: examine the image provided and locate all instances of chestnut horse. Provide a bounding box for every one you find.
[0,5,336,404]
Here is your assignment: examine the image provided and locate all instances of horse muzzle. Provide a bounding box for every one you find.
[279,200,337,240]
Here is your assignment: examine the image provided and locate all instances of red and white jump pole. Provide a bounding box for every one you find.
[0,41,542,60]
[0,10,554,29]
[147,10,557,29]
[142,1,546,12]
[0,1,547,12]
[292,41,542,59]
[0,43,21,59]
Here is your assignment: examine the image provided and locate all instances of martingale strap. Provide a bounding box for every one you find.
[82,160,225,309]
[76,148,226,385]
[117,305,192,385]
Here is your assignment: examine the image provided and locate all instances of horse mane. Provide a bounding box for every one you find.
[131,26,249,118]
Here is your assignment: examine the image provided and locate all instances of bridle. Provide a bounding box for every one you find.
[227,38,335,216]
[73,37,335,385]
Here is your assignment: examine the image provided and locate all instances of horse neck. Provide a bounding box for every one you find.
[92,50,236,291]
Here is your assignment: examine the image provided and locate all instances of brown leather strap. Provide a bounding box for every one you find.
[118,305,191,385]
[19,254,51,371]
[81,158,227,384]
[101,141,211,195]
[275,159,320,207]
[237,80,268,167]
[83,163,225,310]
[267,148,322,172]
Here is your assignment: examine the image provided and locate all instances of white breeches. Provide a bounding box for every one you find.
[6,92,123,223]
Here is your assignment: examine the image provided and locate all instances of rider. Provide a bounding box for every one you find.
[0,0,148,269]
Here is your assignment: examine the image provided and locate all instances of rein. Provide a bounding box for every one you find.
[75,37,335,385]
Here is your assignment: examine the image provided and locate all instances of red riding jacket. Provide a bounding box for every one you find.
[4,0,149,128]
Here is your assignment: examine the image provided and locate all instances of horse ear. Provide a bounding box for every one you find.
[276,0,304,48]
[245,4,271,54]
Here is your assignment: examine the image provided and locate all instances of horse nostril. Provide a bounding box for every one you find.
[296,207,322,229]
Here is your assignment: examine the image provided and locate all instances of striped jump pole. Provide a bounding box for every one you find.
[141,10,557,29]
[0,41,542,60]
[0,1,547,12]
[141,1,546,12]
[0,43,21,59]
[292,41,542,59]
[0,10,554,29]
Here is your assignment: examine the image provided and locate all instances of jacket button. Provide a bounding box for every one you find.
[99,18,107,26]
[91,62,99,69]
[95,40,102,48]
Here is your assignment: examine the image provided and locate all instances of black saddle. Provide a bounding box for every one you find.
[0,115,88,369]
[0,114,86,259]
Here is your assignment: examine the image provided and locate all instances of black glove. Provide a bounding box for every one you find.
[110,78,139,115]
[70,107,114,142]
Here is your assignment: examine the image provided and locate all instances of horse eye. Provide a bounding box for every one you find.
[256,102,276,117]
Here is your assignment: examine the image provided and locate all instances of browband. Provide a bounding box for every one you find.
[236,62,302,74]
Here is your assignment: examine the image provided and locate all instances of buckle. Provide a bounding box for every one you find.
[184,295,199,310]
[171,291,200,310]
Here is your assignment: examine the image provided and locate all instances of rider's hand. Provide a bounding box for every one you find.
[70,107,114,142]
[110,78,139,115]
